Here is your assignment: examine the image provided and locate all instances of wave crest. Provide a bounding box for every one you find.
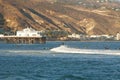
[50,45,120,55]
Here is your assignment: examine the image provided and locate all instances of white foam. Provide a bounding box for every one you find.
[0,50,51,56]
[8,50,41,53]
[50,45,120,55]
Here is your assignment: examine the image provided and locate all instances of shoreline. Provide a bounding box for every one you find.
[46,40,120,42]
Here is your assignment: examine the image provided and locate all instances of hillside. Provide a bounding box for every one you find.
[0,0,120,35]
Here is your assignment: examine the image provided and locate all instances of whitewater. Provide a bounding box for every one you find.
[1,45,120,56]
[0,41,119,56]
[51,45,120,55]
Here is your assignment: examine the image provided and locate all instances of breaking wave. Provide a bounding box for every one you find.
[50,45,120,55]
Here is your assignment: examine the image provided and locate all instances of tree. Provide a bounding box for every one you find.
[0,13,5,25]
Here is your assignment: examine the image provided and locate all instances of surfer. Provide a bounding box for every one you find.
[104,46,109,50]
[62,42,65,45]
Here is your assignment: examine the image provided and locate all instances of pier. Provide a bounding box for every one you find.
[0,36,46,44]
[0,27,46,44]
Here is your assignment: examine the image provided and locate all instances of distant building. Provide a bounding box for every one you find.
[116,32,120,40]
[0,27,46,44]
[68,33,81,39]
[97,0,110,3]
[16,27,44,37]
[90,35,113,38]
[89,34,114,40]
[68,33,86,40]
[0,34,4,37]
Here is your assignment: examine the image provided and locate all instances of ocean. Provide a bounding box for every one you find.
[0,41,120,80]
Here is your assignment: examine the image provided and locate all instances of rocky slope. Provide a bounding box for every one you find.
[0,0,120,35]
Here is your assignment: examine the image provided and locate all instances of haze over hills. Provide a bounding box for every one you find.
[0,0,120,35]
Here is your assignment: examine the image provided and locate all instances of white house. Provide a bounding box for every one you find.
[16,27,43,37]
[116,32,120,40]
[90,34,113,39]
[68,33,81,39]
[0,34,4,37]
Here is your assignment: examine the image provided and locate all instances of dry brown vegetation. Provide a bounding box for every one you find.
[0,0,120,35]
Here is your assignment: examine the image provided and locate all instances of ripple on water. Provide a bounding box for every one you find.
[57,74,86,80]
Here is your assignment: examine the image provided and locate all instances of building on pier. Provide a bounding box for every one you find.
[0,27,46,44]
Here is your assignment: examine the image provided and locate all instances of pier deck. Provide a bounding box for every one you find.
[0,36,46,44]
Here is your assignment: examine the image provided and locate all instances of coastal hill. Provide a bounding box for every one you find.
[0,0,120,35]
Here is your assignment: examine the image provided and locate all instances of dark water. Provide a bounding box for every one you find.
[0,41,120,80]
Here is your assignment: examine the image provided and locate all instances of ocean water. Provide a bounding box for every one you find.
[0,41,120,80]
